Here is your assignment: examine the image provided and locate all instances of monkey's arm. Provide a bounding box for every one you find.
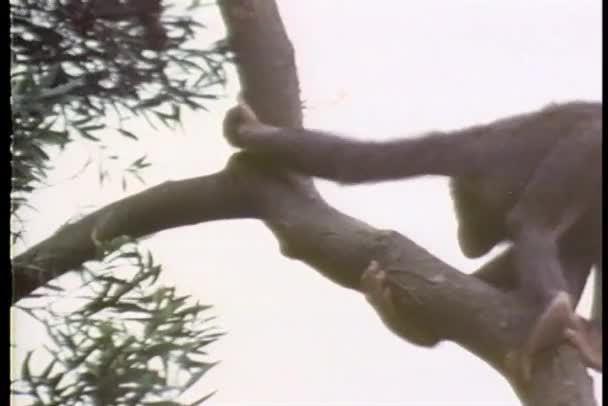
[223,103,480,183]
[223,102,598,185]
[499,128,602,379]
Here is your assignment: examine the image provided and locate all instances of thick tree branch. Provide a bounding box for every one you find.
[226,153,597,406]
[11,1,597,405]
[12,171,255,302]
[218,0,302,128]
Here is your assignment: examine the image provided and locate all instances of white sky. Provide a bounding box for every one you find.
[12,1,602,405]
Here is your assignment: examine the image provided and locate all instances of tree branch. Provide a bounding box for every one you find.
[12,171,255,302]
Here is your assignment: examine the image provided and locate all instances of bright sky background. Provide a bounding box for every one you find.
[13,1,602,405]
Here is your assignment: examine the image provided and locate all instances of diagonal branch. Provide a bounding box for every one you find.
[12,149,596,405]
[12,171,256,303]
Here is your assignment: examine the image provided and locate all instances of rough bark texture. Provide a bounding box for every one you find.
[11,1,598,405]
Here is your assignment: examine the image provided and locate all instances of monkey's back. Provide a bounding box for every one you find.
[450,101,601,258]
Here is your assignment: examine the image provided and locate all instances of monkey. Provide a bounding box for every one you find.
[222,100,602,378]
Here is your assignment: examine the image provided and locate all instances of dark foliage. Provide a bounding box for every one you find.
[11,0,230,224]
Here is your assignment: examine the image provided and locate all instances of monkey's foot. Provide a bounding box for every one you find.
[361,261,399,321]
[508,291,577,381]
[565,321,603,372]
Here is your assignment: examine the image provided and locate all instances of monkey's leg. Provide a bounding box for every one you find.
[508,225,573,381]
[472,211,595,296]
[509,297,602,378]
[591,256,602,341]
[515,292,577,379]
[506,136,598,379]
[556,212,602,371]
[567,263,603,372]
[480,226,600,375]
[481,229,598,376]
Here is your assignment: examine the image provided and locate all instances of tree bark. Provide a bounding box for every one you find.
[11,1,598,405]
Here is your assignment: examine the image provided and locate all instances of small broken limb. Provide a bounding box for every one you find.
[361,260,414,342]
[361,261,398,319]
[360,260,439,347]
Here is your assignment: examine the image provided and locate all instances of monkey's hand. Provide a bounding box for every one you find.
[507,292,593,381]
[565,319,603,372]
[223,102,259,148]
[223,100,277,149]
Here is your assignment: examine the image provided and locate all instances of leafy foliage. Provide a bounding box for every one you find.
[13,244,223,406]
[11,1,230,403]
[10,0,230,223]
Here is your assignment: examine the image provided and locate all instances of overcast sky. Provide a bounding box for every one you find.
[13,1,602,405]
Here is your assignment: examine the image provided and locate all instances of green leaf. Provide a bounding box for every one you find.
[118,128,138,140]
[189,390,217,405]
[21,351,33,382]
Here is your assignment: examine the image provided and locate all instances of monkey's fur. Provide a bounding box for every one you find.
[223,101,602,378]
